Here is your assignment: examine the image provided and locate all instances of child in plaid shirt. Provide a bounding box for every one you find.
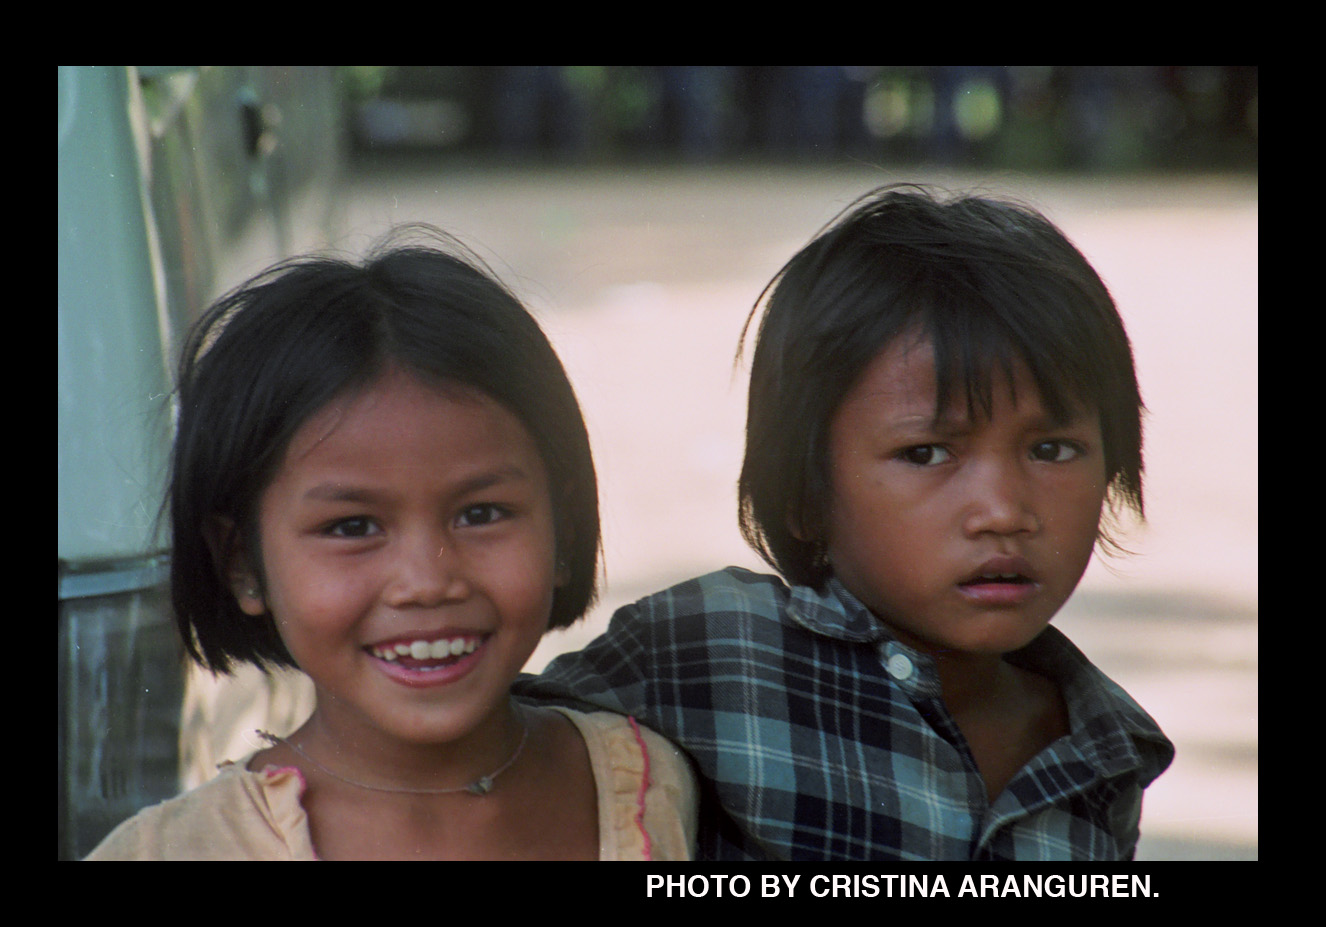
[517,184,1173,860]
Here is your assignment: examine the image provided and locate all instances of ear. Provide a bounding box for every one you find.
[203,515,267,616]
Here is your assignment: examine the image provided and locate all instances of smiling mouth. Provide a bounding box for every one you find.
[368,635,484,670]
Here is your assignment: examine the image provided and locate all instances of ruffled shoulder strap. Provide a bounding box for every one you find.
[551,708,698,860]
[85,757,316,860]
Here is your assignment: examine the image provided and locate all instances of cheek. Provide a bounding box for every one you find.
[466,531,560,619]
[1044,489,1109,580]
[260,544,369,635]
[826,484,925,579]
[828,465,928,537]
[1061,477,1109,536]
[505,555,560,629]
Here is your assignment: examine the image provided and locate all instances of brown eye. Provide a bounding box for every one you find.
[456,503,509,527]
[899,445,951,466]
[326,517,378,538]
[1030,440,1082,462]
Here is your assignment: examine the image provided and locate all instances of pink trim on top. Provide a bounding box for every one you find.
[261,764,308,796]
[626,716,653,861]
[260,764,318,859]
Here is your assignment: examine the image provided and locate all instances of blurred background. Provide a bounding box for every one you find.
[59,66,1256,860]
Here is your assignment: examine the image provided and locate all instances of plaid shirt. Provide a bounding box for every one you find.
[515,567,1174,861]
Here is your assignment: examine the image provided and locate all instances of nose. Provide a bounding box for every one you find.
[382,534,470,608]
[961,457,1040,537]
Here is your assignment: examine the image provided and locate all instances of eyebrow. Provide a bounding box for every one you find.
[301,465,533,503]
[930,406,1090,431]
[875,402,1092,438]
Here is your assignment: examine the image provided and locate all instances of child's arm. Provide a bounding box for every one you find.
[515,600,658,718]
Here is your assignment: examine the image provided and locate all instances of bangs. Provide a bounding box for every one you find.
[895,253,1111,428]
[923,309,1085,430]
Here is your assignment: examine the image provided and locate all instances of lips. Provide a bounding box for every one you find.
[364,633,489,688]
[958,556,1037,587]
[956,556,1040,606]
[960,572,1032,586]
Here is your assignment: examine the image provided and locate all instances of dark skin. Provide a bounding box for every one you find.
[814,339,1097,803]
[248,705,599,860]
[225,372,603,859]
[918,644,1070,803]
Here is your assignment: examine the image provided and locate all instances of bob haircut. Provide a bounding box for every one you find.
[738,184,1144,589]
[169,228,600,673]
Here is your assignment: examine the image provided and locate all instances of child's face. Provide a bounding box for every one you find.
[236,367,560,748]
[822,334,1108,657]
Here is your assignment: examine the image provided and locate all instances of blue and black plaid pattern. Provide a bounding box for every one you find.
[515,567,1173,861]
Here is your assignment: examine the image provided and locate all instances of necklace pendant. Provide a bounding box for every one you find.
[467,776,494,796]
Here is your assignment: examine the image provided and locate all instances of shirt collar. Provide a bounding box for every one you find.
[783,576,947,697]
[1010,627,1175,784]
[784,576,889,642]
[784,573,1174,783]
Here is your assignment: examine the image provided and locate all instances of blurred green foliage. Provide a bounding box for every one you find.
[335,66,1257,173]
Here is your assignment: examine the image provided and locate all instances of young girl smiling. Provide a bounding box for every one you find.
[88,231,696,860]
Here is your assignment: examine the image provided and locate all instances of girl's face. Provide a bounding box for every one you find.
[822,334,1108,657]
[236,367,560,749]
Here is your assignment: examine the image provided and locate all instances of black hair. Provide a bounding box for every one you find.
[737,184,1144,588]
[169,227,600,673]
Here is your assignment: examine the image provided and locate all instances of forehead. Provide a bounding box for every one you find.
[280,368,545,481]
[843,334,938,406]
[836,333,1088,426]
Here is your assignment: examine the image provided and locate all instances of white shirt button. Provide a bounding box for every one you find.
[885,653,914,681]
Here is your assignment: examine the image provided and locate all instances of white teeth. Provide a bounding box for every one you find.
[371,637,481,661]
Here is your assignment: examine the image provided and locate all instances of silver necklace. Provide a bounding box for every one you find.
[258,711,529,797]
